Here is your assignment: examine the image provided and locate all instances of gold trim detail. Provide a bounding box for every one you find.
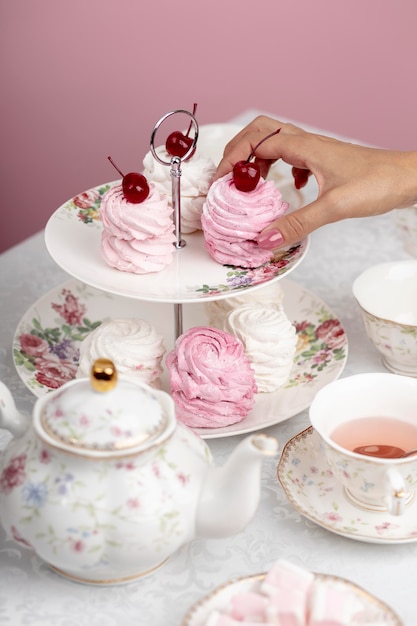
[49,557,169,585]
[37,428,175,460]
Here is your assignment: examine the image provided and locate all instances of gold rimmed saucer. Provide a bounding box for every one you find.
[277,427,417,544]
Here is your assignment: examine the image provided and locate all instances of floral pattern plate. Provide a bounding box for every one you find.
[44,123,309,303]
[181,571,402,626]
[13,278,347,439]
[278,427,417,543]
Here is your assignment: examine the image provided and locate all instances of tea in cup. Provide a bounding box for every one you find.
[309,373,417,515]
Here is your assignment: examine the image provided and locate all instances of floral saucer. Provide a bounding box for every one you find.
[13,279,347,439]
[278,427,417,543]
[181,571,402,626]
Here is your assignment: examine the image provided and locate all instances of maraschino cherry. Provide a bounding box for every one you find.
[292,166,311,189]
[232,129,281,192]
[165,103,198,158]
[108,156,149,204]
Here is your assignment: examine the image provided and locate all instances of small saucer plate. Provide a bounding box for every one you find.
[181,571,402,626]
[278,427,417,544]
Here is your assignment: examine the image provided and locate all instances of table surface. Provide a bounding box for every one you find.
[0,111,415,626]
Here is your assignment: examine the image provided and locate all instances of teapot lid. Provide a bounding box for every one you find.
[36,359,175,455]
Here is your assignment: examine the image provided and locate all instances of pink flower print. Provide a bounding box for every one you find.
[152,462,161,478]
[52,403,65,419]
[70,539,85,553]
[11,525,33,548]
[73,189,100,210]
[250,261,285,284]
[323,511,343,523]
[39,448,52,464]
[19,333,49,358]
[295,320,311,333]
[375,522,400,535]
[115,461,136,471]
[110,426,132,440]
[177,472,189,485]
[312,350,329,365]
[79,414,90,428]
[51,289,87,326]
[316,319,346,350]
[127,498,140,509]
[0,454,27,494]
[34,353,78,389]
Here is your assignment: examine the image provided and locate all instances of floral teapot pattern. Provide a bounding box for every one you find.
[0,359,278,585]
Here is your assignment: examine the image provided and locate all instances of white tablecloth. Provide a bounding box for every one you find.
[0,112,415,625]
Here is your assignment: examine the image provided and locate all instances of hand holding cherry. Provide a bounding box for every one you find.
[232,129,281,192]
[108,156,149,204]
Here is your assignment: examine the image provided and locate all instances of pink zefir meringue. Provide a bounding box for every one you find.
[143,145,216,233]
[201,172,289,268]
[100,182,175,274]
[166,326,257,428]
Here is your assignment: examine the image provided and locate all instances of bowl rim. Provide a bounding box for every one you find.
[352,259,417,325]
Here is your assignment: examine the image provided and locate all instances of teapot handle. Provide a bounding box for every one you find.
[0,382,29,438]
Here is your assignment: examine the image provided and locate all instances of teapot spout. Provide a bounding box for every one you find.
[195,433,278,538]
[0,382,30,438]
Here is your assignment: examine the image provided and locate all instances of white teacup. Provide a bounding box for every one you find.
[309,373,417,515]
[352,260,417,376]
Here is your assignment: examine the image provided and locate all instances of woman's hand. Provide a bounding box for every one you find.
[215,115,417,249]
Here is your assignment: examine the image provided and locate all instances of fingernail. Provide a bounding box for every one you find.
[256,228,284,250]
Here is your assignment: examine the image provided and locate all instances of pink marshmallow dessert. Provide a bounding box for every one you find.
[100,182,175,274]
[201,172,289,269]
[165,326,257,429]
[193,559,391,626]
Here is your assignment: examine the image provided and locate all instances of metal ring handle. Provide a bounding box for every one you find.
[150,109,199,165]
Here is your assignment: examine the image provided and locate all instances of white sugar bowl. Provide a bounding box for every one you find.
[0,359,278,585]
[352,260,417,376]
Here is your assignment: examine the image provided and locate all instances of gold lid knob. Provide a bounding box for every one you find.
[90,358,118,392]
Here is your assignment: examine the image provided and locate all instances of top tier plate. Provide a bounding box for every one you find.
[45,123,309,303]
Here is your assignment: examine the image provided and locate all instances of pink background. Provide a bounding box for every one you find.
[1,0,416,252]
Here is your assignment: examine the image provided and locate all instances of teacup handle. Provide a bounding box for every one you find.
[384,468,407,516]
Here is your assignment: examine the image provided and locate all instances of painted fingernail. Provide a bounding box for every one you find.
[256,228,284,250]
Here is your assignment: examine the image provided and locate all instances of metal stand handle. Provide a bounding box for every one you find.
[149,109,199,339]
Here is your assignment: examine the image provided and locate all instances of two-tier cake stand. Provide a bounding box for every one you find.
[13,116,348,439]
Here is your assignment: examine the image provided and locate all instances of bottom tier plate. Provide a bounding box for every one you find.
[12,278,347,439]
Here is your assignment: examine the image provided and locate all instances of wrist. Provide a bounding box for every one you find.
[400,151,417,206]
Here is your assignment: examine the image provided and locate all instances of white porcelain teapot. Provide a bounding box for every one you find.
[0,359,278,585]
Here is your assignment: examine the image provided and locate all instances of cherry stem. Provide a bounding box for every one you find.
[247,128,281,162]
[185,102,198,138]
[108,156,124,178]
